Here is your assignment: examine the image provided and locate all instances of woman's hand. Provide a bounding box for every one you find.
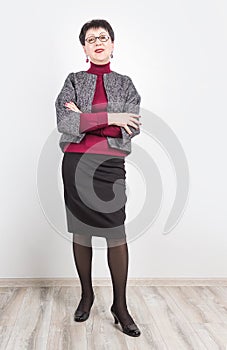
[65,101,82,113]
[107,113,142,135]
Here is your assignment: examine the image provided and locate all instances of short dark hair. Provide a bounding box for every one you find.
[79,19,114,46]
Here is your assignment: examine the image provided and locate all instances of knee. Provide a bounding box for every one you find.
[73,233,92,246]
[105,236,127,248]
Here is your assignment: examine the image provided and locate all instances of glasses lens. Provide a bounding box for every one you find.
[86,37,96,44]
[99,35,109,42]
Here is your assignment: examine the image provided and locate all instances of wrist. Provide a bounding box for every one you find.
[107,113,114,126]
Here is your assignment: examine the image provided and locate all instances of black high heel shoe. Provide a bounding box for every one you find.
[74,293,95,322]
[110,305,141,337]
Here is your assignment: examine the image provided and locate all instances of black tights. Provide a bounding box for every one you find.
[72,233,135,325]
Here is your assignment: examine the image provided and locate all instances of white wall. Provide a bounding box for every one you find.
[0,0,226,278]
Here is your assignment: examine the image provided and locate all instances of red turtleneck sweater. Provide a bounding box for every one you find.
[63,61,127,157]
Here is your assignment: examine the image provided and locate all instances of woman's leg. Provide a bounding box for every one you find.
[106,237,136,325]
[72,233,94,313]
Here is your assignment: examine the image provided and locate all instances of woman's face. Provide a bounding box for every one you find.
[83,27,114,65]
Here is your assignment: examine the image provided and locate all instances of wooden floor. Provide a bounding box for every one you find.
[0,279,227,349]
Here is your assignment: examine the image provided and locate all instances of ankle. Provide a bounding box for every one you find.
[112,302,128,312]
[81,290,94,299]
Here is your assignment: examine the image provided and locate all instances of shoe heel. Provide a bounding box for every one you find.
[110,306,141,337]
[111,310,119,324]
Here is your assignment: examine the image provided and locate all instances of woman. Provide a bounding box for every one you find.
[55,19,142,337]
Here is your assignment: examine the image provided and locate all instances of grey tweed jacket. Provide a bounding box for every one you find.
[55,70,141,155]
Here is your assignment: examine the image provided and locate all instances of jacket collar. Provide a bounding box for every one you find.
[75,71,120,113]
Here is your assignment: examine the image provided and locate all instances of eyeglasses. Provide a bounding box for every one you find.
[85,34,110,44]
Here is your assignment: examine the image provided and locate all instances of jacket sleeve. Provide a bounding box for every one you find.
[79,112,109,132]
[55,73,85,137]
[55,73,110,136]
[91,77,140,141]
[120,76,141,145]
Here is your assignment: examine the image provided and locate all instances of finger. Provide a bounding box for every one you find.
[124,125,132,135]
[67,102,82,112]
[132,118,141,125]
[128,119,140,129]
[67,106,77,111]
[130,114,141,118]
[65,101,76,107]
[74,108,82,112]
[130,122,139,129]
[65,102,73,107]
[130,117,142,127]
[65,103,81,112]
[66,105,74,110]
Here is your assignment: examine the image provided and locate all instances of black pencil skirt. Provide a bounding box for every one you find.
[61,152,127,239]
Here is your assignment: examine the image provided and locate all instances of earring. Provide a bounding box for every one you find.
[110,52,113,59]
[86,55,89,63]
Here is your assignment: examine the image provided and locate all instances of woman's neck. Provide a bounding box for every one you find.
[86,61,111,74]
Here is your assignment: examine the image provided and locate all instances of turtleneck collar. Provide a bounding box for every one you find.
[86,61,111,75]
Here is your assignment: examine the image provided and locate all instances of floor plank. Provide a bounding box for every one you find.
[0,284,227,349]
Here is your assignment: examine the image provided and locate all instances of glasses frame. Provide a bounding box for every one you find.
[85,34,110,44]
